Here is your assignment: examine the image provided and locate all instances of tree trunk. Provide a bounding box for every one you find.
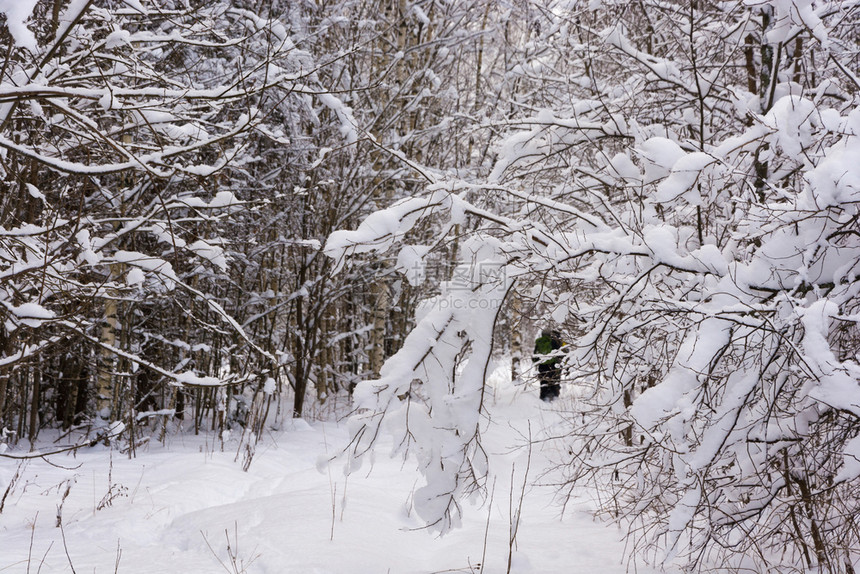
[0,329,10,427]
[369,279,389,378]
[317,313,332,402]
[97,294,118,420]
[293,249,308,416]
[28,366,40,443]
[510,291,522,382]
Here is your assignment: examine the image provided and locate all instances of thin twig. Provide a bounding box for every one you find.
[59,521,77,574]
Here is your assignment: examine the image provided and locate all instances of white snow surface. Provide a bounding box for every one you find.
[0,369,665,574]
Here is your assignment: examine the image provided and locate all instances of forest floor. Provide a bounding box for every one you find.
[0,367,668,573]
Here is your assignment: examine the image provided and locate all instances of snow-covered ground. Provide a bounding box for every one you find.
[1,371,664,573]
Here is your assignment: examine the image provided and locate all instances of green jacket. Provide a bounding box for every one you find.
[533,335,561,366]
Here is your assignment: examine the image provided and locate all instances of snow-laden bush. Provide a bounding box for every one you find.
[327,1,860,571]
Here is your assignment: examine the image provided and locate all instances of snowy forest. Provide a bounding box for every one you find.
[2,0,860,572]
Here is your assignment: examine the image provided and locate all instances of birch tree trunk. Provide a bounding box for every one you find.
[97,290,118,420]
[369,279,389,378]
[510,291,522,383]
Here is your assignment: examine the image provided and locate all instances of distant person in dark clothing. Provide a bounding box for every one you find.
[533,329,563,401]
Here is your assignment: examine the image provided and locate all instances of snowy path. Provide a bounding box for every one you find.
[1,375,663,573]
